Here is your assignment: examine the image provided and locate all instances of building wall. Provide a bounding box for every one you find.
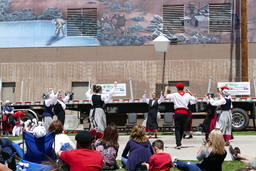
[1,43,256,101]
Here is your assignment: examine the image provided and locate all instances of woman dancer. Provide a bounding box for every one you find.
[206,87,232,145]
[86,81,117,132]
[202,92,218,141]
[142,91,164,138]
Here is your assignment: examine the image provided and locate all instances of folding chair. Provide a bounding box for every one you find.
[22,131,56,163]
[162,113,174,133]
[124,113,137,134]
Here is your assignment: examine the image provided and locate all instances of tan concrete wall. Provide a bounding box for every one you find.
[1,43,256,101]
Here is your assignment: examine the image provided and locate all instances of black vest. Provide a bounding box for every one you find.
[54,100,64,111]
[221,98,231,110]
[92,95,104,108]
[148,99,159,110]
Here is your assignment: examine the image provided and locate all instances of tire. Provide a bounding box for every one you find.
[22,112,37,122]
[232,108,249,131]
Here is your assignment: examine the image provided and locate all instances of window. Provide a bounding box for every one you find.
[72,82,89,100]
[163,5,184,34]
[67,8,97,36]
[209,3,231,32]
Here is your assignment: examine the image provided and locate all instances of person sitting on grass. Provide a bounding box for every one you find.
[142,139,174,171]
[121,125,153,171]
[229,145,256,169]
[173,129,227,171]
[57,131,103,171]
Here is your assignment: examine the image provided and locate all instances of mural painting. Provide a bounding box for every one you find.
[0,0,256,48]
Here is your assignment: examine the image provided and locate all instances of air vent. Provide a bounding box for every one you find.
[163,5,184,34]
[209,3,231,32]
[67,8,97,36]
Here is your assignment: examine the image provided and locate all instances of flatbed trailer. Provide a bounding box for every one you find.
[6,97,256,131]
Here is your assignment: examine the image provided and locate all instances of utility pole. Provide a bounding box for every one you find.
[241,0,248,97]
[241,0,248,82]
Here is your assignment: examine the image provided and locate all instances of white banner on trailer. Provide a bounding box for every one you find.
[217,82,250,95]
[98,83,126,96]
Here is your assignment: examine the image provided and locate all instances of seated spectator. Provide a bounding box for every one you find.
[32,121,47,138]
[48,120,75,153]
[142,139,174,171]
[2,100,14,136]
[90,129,103,149]
[173,129,227,171]
[7,110,28,126]
[57,131,103,171]
[94,124,119,170]
[12,121,23,136]
[121,125,153,171]
[230,145,256,168]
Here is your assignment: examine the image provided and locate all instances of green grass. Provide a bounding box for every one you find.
[115,160,247,171]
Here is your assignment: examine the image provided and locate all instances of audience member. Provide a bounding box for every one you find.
[58,131,103,171]
[173,129,227,171]
[142,139,174,171]
[121,125,153,171]
[94,124,120,170]
[12,121,23,136]
[2,100,14,136]
[48,120,75,153]
[230,145,256,168]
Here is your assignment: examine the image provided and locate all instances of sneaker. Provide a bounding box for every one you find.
[229,145,239,161]
[234,147,241,154]
[188,135,193,139]
[182,134,186,139]
[175,146,181,150]
[172,156,179,167]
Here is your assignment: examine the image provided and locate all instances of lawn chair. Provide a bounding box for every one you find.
[124,113,137,134]
[162,112,174,133]
[15,131,57,171]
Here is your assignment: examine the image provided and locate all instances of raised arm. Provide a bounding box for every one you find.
[209,93,226,106]
[63,91,70,103]
[164,86,169,98]
[52,90,59,105]
[142,91,149,104]
[102,81,117,103]
[158,91,164,104]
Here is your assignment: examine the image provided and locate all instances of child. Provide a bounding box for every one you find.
[12,121,23,136]
[142,140,174,171]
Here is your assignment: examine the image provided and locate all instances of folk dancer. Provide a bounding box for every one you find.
[207,86,232,146]
[183,91,198,139]
[42,88,55,133]
[142,91,164,138]
[53,90,70,126]
[86,81,117,132]
[164,83,196,149]
[202,92,218,141]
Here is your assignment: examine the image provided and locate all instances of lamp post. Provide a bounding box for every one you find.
[153,33,170,90]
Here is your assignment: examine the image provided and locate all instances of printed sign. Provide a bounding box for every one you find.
[98,83,126,96]
[217,82,250,95]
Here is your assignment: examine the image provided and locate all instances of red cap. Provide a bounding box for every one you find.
[175,83,184,88]
[89,129,103,139]
[221,86,229,90]
[15,121,21,125]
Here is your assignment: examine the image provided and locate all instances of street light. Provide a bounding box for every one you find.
[153,33,170,90]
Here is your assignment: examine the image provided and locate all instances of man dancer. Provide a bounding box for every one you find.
[164,83,196,149]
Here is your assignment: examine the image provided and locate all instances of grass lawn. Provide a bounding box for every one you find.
[115,160,247,171]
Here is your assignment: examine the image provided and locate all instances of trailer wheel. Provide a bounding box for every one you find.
[232,108,249,131]
[23,113,37,122]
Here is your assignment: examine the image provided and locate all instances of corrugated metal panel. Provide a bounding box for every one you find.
[67,8,97,37]
[209,3,232,32]
[163,5,184,34]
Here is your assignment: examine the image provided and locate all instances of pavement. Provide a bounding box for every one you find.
[14,134,256,161]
